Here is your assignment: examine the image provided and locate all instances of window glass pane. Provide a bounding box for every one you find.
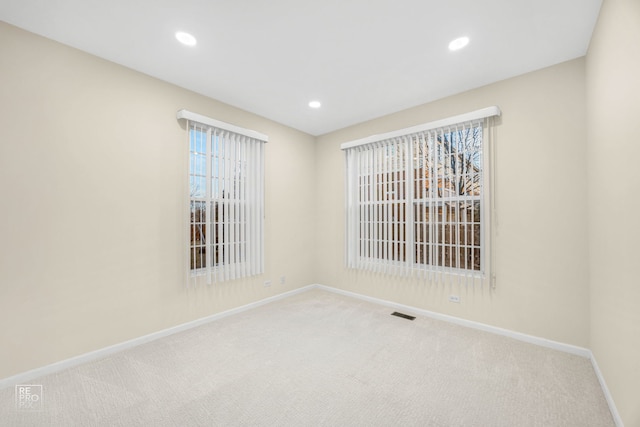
[190,176,206,199]
[190,200,206,269]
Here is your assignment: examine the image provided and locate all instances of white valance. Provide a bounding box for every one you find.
[341,106,500,150]
[177,109,269,143]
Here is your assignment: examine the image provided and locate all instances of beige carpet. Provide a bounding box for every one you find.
[0,289,614,426]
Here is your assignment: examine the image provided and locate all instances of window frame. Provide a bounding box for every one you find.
[342,107,499,284]
[178,109,267,285]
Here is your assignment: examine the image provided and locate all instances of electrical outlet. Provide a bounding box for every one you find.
[280,275,286,285]
[448,295,461,303]
[264,280,271,287]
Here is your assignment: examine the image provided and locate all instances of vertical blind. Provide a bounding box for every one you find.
[178,110,267,285]
[342,107,500,286]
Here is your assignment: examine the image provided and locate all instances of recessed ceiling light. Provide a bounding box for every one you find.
[308,100,322,109]
[176,31,197,46]
[448,36,469,51]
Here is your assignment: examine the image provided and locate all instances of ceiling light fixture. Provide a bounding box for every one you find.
[175,31,197,46]
[308,100,322,109]
[448,36,469,51]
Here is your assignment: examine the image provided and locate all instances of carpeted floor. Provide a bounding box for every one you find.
[0,289,615,426]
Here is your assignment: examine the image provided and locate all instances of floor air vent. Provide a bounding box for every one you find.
[391,311,416,321]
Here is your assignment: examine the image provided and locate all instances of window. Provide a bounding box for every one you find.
[343,107,499,283]
[178,110,267,284]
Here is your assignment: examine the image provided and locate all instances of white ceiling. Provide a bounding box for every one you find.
[0,0,602,136]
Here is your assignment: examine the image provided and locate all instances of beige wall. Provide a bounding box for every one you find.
[3,4,639,422]
[316,58,590,348]
[587,0,640,425]
[0,21,317,379]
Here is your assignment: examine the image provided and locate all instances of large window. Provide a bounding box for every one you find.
[179,110,267,284]
[343,107,499,283]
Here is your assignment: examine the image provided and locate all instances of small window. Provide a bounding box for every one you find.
[180,110,267,284]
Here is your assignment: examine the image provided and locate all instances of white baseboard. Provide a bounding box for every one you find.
[314,284,590,356]
[0,284,316,390]
[313,283,624,426]
[0,282,624,425]
[590,352,624,427]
